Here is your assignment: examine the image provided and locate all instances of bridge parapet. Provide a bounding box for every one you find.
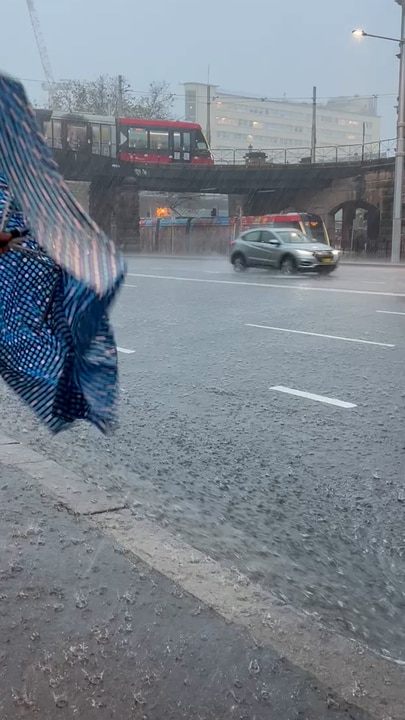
[212,138,396,166]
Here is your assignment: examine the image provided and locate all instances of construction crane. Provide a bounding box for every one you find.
[25,0,56,106]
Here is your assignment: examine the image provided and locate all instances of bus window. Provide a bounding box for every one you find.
[43,121,52,147]
[173,131,191,151]
[92,124,101,154]
[173,132,181,150]
[150,130,169,150]
[101,125,112,156]
[128,127,148,150]
[182,132,191,151]
[67,124,87,151]
[53,120,62,149]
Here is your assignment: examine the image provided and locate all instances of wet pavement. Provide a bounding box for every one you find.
[0,259,404,663]
[0,465,375,720]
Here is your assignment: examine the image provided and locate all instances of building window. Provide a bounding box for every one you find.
[216,116,237,127]
[185,90,196,121]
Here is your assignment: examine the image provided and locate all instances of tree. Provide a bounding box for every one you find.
[50,76,174,119]
[132,81,175,120]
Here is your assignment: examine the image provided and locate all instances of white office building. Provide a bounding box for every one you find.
[183,83,381,161]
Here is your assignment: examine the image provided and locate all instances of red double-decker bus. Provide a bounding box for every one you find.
[35,110,213,165]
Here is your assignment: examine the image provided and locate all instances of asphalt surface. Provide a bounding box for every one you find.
[0,466,375,720]
[1,258,405,663]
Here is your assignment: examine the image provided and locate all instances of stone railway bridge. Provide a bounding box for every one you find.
[55,150,396,252]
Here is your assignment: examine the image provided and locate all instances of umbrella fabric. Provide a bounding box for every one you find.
[0,73,125,295]
[0,75,126,433]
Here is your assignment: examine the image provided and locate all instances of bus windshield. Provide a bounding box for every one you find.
[302,216,329,243]
[194,129,210,155]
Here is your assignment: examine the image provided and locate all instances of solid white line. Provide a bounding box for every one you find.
[117,347,135,355]
[270,385,357,409]
[125,273,405,298]
[246,323,395,348]
[376,310,405,316]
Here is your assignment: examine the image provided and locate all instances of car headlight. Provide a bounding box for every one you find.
[295,249,314,257]
[331,249,340,258]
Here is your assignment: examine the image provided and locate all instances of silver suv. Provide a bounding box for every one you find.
[230,226,339,275]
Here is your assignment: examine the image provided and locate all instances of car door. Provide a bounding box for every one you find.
[241,229,267,266]
[259,229,282,267]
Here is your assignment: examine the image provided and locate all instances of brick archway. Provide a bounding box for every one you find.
[328,200,380,253]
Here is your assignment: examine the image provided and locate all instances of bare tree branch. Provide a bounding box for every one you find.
[132,82,175,120]
[50,76,174,119]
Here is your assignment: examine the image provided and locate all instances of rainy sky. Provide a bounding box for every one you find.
[1,0,401,136]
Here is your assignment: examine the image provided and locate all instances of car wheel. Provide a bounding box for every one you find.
[280,255,297,275]
[233,255,247,272]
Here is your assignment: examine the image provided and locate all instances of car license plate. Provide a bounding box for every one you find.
[321,257,332,264]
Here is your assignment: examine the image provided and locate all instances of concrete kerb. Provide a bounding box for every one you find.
[0,431,403,720]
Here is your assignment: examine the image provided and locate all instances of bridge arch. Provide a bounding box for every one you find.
[328,200,380,253]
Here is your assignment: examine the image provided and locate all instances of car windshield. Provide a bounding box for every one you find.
[277,230,313,244]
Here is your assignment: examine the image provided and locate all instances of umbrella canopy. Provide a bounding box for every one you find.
[0,74,126,433]
[0,73,125,295]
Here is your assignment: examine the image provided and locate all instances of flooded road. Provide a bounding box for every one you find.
[2,258,405,662]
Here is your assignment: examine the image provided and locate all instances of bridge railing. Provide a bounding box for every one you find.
[211,138,396,166]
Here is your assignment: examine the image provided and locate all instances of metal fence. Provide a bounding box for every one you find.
[211,138,397,166]
[139,219,231,255]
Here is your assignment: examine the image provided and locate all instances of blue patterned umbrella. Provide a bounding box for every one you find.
[0,74,126,433]
[0,73,125,294]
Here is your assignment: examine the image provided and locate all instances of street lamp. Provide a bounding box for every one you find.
[352,2,405,262]
[352,28,402,43]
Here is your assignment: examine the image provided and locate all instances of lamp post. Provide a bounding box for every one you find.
[352,0,405,262]
[352,28,402,43]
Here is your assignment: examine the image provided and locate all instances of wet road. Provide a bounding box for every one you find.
[2,258,405,662]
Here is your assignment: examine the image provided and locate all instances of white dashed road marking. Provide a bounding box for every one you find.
[376,310,405,316]
[246,323,395,348]
[117,347,135,355]
[270,385,357,409]
[125,273,405,298]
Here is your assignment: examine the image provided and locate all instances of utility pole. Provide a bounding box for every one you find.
[392,0,405,262]
[311,86,317,163]
[206,65,211,146]
[117,74,124,117]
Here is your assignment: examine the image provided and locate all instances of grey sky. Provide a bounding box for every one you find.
[2,0,401,137]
